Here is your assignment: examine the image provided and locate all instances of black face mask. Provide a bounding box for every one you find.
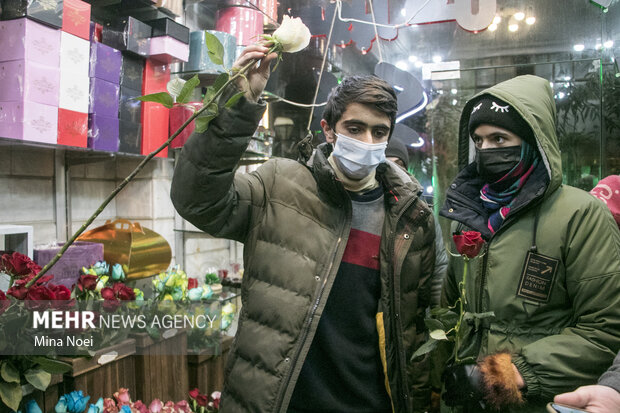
[475,146,522,182]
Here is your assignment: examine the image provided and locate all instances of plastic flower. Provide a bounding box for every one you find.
[64,390,90,413]
[270,15,311,53]
[78,274,98,292]
[189,389,208,407]
[26,399,43,413]
[111,264,126,281]
[453,231,485,259]
[96,275,109,292]
[148,399,163,413]
[113,388,131,406]
[102,398,118,413]
[55,396,68,413]
[131,400,148,413]
[188,287,203,302]
[174,400,191,413]
[92,261,110,276]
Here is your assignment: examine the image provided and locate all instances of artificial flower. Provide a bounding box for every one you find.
[78,274,98,291]
[174,400,191,413]
[188,287,203,302]
[96,276,109,292]
[55,396,68,413]
[187,278,198,290]
[64,390,90,413]
[102,398,118,413]
[111,264,126,281]
[189,388,208,407]
[270,15,311,53]
[113,388,131,406]
[26,399,43,413]
[210,391,221,410]
[1,251,36,277]
[120,406,131,413]
[148,399,163,413]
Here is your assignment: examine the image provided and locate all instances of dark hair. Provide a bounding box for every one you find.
[322,75,398,138]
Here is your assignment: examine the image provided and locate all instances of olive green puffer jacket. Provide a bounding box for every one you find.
[171,89,436,412]
[440,75,620,412]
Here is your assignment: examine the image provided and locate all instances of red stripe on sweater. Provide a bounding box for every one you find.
[342,228,381,270]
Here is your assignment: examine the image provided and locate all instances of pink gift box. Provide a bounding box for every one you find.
[0,18,61,67]
[148,36,190,63]
[0,60,60,106]
[215,6,263,46]
[0,100,58,143]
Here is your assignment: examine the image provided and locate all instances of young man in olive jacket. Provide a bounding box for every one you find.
[439,75,620,412]
[171,44,436,412]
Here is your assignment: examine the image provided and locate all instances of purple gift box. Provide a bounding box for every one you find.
[34,241,104,289]
[88,113,119,151]
[89,42,122,84]
[0,100,58,143]
[148,36,189,63]
[88,77,120,117]
[0,60,60,106]
[0,18,61,66]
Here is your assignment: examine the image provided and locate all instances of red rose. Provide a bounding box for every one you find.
[26,285,55,301]
[453,231,485,259]
[26,261,42,275]
[113,283,135,301]
[101,287,116,300]
[1,252,33,276]
[78,274,98,291]
[132,400,148,413]
[49,284,71,300]
[188,278,198,290]
[189,389,208,406]
[15,273,53,287]
[7,285,28,300]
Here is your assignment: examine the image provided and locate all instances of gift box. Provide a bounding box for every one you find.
[121,53,144,90]
[0,60,60,106]
[154,0,183,17]
[59,71,89,112]
[62,0,90,40]
[183,30,236,73]
[146,17,189,44]
[0,18,61,66]
[141,101,168,157]
[119,119,141,154]
[89,21,102,41]
[89,41,122,83]
[119,85,142,123]
[58,108,87,147]
[60,31,90,76]
[142,58,170,94]
[215,6,263,46]
[89,77,120,117]
[148,36,189,63]
[0,100,58,143]
[169,103,201,148]
[0,0,64,29]
[33,241,104,289]
[102,16,151,57]
[88,113,119,151]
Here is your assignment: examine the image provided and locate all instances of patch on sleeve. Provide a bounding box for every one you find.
[516,251,559,302]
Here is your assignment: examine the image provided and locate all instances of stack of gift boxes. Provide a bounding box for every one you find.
[0,0,276,154]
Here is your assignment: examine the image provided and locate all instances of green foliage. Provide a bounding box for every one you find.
[204,31,225,66]
[0,380,21,411]
[225,92,245,108]
[176,75,200,104]
[195,104,219,133]
[24,368,51,391]
[135,92,174,109]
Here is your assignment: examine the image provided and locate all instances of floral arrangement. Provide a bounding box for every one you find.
[152,267,215,303]
[411,231,493,364]
[17,387,219,413]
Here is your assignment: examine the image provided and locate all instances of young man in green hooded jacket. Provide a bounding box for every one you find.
[439,75,620,412]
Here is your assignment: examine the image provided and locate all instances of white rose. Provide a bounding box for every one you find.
[272,15,311,53]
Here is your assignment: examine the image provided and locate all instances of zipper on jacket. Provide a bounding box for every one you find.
[274,190,350,412]
[388,195,417,410]
[477,243,490,313]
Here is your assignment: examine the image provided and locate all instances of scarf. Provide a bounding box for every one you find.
[480,142,539,233]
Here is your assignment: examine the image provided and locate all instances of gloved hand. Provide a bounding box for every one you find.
[442,363,485,409]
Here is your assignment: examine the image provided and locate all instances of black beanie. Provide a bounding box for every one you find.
[468,95,534,144]
[386,138,409,166]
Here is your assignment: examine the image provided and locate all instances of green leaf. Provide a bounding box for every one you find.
[410,338,438,360]
[166,78,186,99]
[203,86,216,105]
[135,92,174,109]
[176,75,200,104]
[429,329,449,341]
[437,310,459,329]
[204,31,224,66]
[225,92,244,108]
[213,73,229,92]
[195,104,219,133]
[424,318,445,332]
[0,361,20,384]
[430,307,450,317]
[0,381,21,412]
[24,368,51,391]
[29,356,72,374]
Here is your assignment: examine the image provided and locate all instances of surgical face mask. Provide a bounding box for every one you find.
[475,145,522,182]
[332,133,387,179]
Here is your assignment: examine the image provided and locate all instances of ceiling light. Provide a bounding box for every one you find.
[414,61,423,68]
[596,43,603,50]
[508,23,519,32]
[604,40,614,48]
[401,8,407,17]
[451,99,458,105]
[573,44,585,52]
[557,91,566,99]
[432,55,442,63]
[488,23,498,31]
[438,90,444,95]
[493,15,501,25]
[564,75,571,81]
[525,16,536,25]
[395,60,408,71]
[426,186,434,194]
[451,88,458,94]
[408,55,418,63]
[514,12,525,21]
